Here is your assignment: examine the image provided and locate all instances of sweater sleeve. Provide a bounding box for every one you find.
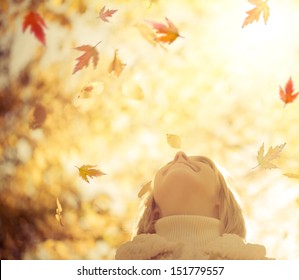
[115,234,182,260]
[204,234,274,260]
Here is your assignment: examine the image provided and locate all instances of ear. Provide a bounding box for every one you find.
[213,198,220,219]
[152,204,161,220]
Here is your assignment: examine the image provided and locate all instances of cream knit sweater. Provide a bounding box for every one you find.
[115,215,272,260]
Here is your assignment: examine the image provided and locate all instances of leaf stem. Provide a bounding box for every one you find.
[94,41,102,48]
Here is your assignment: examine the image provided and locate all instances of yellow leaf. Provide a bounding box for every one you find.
[55,198,64,226]
[108,49,126,77]
[146,0,160,8]
[76,164,106,183]
[283,173,299,179]
[166,134,181,149]
[138,181,152,198]
[242,0,270,28]
[135,22,159,46]
[56,197,62,213]
[122,81,144,100]
[256,142,286,169]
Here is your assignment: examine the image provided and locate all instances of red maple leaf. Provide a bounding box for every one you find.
[146,17,182,44]
[279,77,299,106]
[98,6,118,22]
[72,43,100,75]
[22,11,47,45]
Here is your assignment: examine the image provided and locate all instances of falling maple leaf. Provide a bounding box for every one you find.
[279,77,299,106]
[254,143,286,169]
[146,17,182,44]
[76,164,106,183]
[22,11,47,45]
[108,49,126,76]
[72,42,100,75]
[242,0,270,28]
[167,134,181,148]
[138,181,152,198]
[97,6,117,22]
[55,197,63,226]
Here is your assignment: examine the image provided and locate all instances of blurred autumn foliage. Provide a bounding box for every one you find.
[1,0,299,260]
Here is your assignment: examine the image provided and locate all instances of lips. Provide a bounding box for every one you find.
[163,161,200,175]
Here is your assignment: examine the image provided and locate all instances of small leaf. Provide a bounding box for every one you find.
[76,164,106,183]
[56,197,62,213]
[135,23,159,46]
[108,49,126,77]
[146,17,182,44]
[138,181,152,198]
[122,81,144,100]
[55,198,63,226]
[255,142,286,169]
[22,11,47,45]
[98,6,117,22]
[78,82,104,98]
[147,0,160,8]
[167,134,181,149]
[283,173,299,179]
[72,42,101,75]
[279,77,299,106]
[30,104,47,129]
[242,0,270,28]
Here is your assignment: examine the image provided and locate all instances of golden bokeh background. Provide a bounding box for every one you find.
[1,0,299,259]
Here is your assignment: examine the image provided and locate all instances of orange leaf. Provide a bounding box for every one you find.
[108,49,126,77]
[72,42,100,75]
[76,164,106,183]
[279,77,299,106]
[98,6,117,22]
[146,17,182,44]
[242,0,270,28]
[22,11,47,45]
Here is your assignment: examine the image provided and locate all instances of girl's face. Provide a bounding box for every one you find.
[153,151,220,219]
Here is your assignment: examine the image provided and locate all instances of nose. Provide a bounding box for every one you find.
[174,151,188,161]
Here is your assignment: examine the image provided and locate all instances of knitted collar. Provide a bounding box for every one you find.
[154,215,222,247]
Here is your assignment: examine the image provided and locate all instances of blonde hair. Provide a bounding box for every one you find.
[133,156,246,239]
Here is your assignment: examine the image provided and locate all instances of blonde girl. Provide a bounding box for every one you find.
[116,151,272,260]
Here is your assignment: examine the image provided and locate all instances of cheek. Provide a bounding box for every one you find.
[153,166,220,204]
[197,169,219,195]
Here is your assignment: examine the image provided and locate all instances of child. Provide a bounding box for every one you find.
[116,151,272,260]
